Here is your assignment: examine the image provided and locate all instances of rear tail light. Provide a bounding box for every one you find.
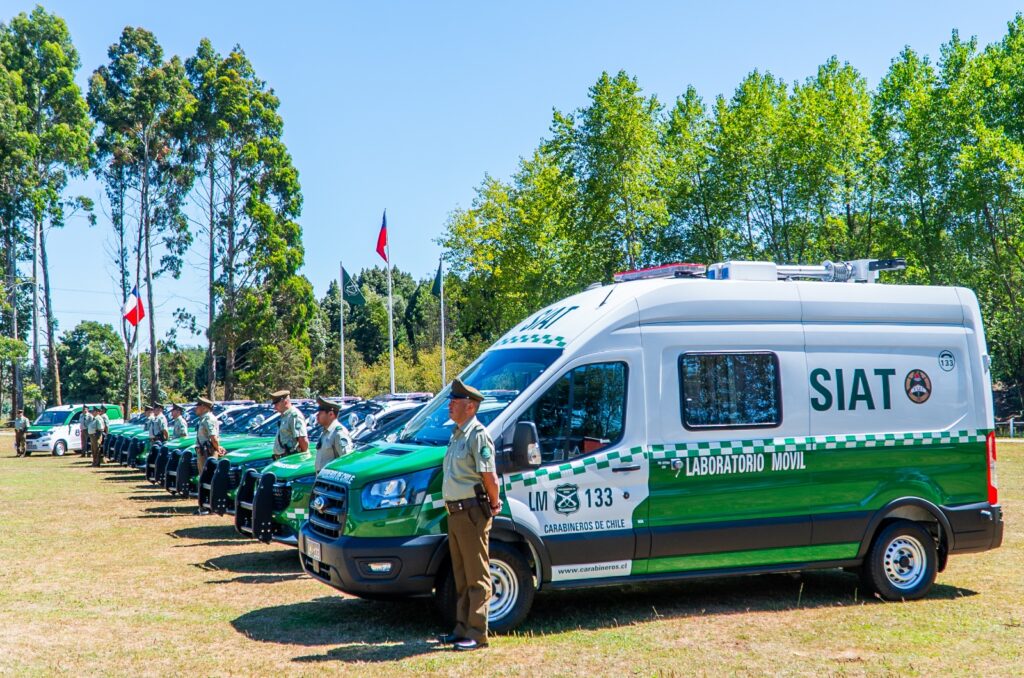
[986,431,998,505]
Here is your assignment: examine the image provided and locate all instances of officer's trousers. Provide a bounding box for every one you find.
[90,433,104,467]
[14,430,25,456]
[447,504,492,643]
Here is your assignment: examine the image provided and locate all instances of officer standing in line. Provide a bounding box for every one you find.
[313,396,353,472]
[88,405,107,467]
[149,403,169,446]
[170,404,188,439]
[79,405,93,457]
[437,378,501,652]
[270,390,308,460]
[194,397,221,514]
[13,408,29,457]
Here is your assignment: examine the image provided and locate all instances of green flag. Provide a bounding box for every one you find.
[342,267,365,306]
[431,259,443,297]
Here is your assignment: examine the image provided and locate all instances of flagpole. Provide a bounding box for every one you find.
[439,257,447,386]
[386,240,395,395]
[135,325,141,412]
[339,261,345,399]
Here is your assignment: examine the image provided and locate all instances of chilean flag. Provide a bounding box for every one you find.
[121,286,145,327]
[375,210,388,262]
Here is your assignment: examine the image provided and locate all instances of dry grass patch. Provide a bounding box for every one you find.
[0,435,1021,676]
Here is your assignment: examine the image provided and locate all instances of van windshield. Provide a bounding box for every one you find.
[399,348,562,446]
[34,411,69,426]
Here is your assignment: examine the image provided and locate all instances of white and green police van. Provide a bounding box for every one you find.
[25,404,124,456]
[299,259,1003,632]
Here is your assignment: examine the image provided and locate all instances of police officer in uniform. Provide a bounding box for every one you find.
[314,396,353,472]
[438,378,501,651]
[170,404,188,439]
[88,405,107,467]
[13,408,29,457]
[194,397,222,471]
[150,403,169,444]
[79,405,93,457]
[270,390,308,460]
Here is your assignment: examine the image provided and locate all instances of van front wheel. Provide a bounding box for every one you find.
[53,440,67,456]
[435,540,535,634]
[861,520,937,601]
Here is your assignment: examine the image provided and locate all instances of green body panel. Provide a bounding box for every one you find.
[260,452,318,533]
[316,429,991,579]
[643,543,860,574]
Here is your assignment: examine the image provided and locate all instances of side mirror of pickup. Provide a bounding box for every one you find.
[512,421,542,469]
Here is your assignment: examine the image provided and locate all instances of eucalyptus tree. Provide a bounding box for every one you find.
[0,7,92,406]
[88,27,194,402]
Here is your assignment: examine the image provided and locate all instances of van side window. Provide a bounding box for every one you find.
[516,362,627,464]
[69,411,81,424]
[679,352,781,429]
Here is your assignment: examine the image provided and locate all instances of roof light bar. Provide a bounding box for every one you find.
[613,262,707,282]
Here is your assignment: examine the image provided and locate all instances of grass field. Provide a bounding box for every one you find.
[0,437,1021,677]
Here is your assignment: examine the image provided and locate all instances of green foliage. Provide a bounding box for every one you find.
[57,321,125,403]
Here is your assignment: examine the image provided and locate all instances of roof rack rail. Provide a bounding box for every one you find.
[707,258,906,283]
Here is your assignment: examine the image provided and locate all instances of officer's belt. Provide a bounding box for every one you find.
[445,497,484,514]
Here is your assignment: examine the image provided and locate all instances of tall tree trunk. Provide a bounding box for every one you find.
[224,164,237,399]
[7,227,21,414]
[142,133,159,403]
[40,230,61,404]
[32,214,41,409]
[207,155,216,399]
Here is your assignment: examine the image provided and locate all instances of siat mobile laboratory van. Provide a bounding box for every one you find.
[298,259,1003,632]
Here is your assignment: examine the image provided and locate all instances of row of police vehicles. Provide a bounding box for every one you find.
[36,258,1004,632]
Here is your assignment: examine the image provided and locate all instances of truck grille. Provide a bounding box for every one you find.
[26,431,41,440]
[307,478,348,541]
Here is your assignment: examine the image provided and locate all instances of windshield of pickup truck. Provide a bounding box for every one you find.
[220,405,274,434]
[398,347,561,446]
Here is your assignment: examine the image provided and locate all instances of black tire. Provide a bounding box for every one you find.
[860,519,937,601]
[53,440,67,457]
[434,540,535,634]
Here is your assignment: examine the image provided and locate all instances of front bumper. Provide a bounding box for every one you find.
[25,439,52,453]
[298,526,446,598]
[943,502,1004,553]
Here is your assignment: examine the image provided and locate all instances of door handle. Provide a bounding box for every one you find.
[612,465,641,473]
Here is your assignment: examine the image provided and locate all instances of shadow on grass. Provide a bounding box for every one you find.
[102,474,146,482]
[233,596,441,661]
[234,569,981,663]
[196,548,301,575]
[131,505,197,518]
[170,524,240,541]
[210,573,308,585]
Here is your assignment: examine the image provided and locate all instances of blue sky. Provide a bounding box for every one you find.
[6,0,1022,347]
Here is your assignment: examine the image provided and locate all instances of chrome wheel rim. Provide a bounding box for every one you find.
[489,558,519,622]
[883,535,927,589]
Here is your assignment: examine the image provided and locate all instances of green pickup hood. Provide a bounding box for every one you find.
[223,444,276,465]
[28,425,55,433]
[263,452,317,481]
[320,442,447,487]
[219,434,274,451]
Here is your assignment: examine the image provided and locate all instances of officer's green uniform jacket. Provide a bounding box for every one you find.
[13,416,29,432]
[196,412,218,445]
[274,405,308,457]
[100,413,109,433]
[80,411,93,433]
[150,413,168,440]
[442,416,495,501]
[315,420,352,472]
[87,414,106,435]
[171,415,188,439]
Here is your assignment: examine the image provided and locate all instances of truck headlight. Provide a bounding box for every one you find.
[361,468,436,510]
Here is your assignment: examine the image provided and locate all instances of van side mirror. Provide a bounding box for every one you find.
[512,421,542,469]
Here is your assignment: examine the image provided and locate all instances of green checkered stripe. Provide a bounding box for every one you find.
[424,492,447,511]
[282,507,309,523]
[647,429,988,461]
[494,334,567,348]
[503,447,644,490]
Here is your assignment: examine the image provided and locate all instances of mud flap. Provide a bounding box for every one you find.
[211,459,232,515]
[252,472,278,544]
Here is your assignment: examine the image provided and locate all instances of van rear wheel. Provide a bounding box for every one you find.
[861,520,937,601]
[435,540,535,634]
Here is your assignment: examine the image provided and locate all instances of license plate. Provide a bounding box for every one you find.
[305,539,321,562]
